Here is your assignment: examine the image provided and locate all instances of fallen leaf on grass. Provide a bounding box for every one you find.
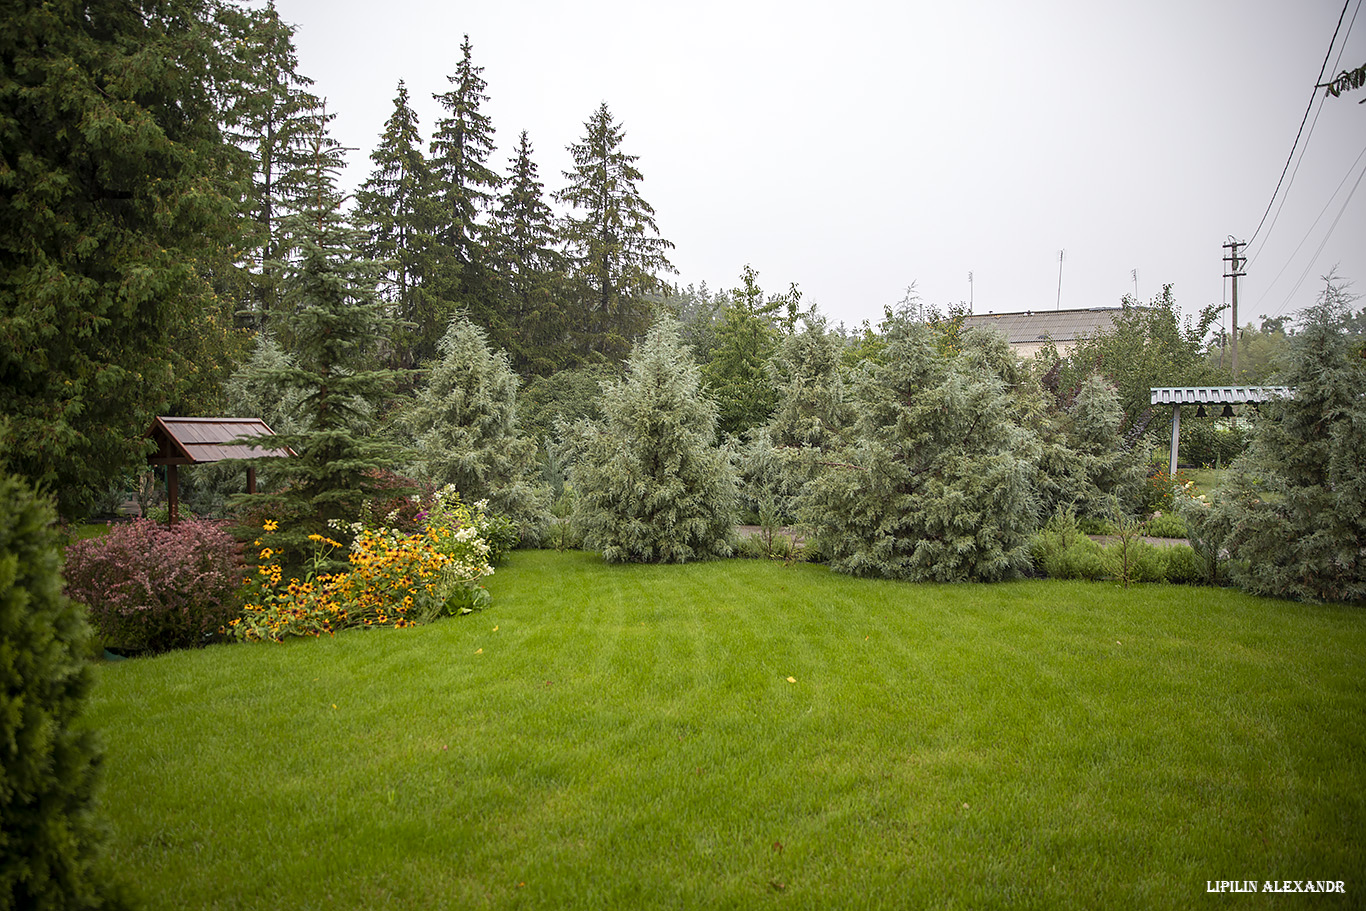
[786,676,797,683]
[492,625,499,632]
[475,648,483,654]
[769,880,786,891]
[772,840,783,854]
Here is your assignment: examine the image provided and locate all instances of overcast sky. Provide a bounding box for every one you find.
[271,0,1366,333]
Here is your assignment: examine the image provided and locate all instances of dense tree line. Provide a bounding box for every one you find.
[1,2,676,518]
[4,1,1362,607]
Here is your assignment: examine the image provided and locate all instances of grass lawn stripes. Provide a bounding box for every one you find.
[84,552,1365,910]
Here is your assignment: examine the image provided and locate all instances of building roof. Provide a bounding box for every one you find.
[147,416,292,465]
[1150,386,1292,406]
[961,307,1135,346]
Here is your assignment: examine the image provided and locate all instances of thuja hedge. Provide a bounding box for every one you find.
[0,474,131,910]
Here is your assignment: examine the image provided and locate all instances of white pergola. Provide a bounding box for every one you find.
[1150,387,1292,475]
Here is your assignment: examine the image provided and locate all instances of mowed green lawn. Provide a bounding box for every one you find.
[85,552,1365,910]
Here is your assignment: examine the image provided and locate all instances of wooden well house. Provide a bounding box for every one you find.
[146,416,292,524]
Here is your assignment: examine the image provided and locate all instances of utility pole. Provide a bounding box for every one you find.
[1056,250,1065,310]
[968,271,974,313]
[1223,238,1246,378]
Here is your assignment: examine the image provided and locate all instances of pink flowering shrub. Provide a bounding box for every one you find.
[65,520,244,653]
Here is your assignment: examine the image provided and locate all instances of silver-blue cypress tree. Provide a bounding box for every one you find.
[571,317,737,562]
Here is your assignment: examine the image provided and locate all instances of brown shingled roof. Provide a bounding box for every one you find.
[148,416,292,465]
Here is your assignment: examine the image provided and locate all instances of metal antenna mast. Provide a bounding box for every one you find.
[1056,250,1065,310]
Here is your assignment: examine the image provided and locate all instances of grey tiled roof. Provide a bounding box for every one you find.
[962,307,1134,345]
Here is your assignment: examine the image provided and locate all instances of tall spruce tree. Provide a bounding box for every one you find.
[402,315,551,542]
[571,316,737,563]
[1,0,241,517]
[246,116,402,558]
[489,130,567,375]
[355,80,437,369]
[1186,276,1366,602]
[216,0,327,334]
[801,319,1039,582]
[429,36,501,333]
[556,103,675,360]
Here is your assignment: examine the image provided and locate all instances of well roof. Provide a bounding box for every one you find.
[147,416,291,465]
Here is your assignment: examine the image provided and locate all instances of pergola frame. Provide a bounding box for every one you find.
[1150,387,1291,475]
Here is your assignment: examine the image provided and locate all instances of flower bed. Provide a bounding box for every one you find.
[230,490,495,642]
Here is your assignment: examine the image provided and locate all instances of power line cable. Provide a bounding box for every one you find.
[1249,0,1365,267]
[1268,150,1366,318]
[1251,141,1366,311]
[1245,0,1355,248]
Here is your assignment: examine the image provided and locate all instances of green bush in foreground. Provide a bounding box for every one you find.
[1029,510,1202,584]
[0,474,130,910]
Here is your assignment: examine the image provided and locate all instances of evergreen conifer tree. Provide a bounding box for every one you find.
[489,130,567,374]
[429,36,501,330]
[801,320,1039,582]
[702,265,801,438]
[216,0,327,333]
[571,317,737,562]
[743,314,854,522]
[402,315,551,542]
[556,103,675,360]
[245,117,403,557]
[181,331,303,516]
[0,474,130,910]
[1,0,242,517]
[1034,373,1150,522]
[1187,276,1366,602]
[355,80,438,369]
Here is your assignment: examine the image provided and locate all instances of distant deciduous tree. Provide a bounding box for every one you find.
[1061,285,1221,430]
